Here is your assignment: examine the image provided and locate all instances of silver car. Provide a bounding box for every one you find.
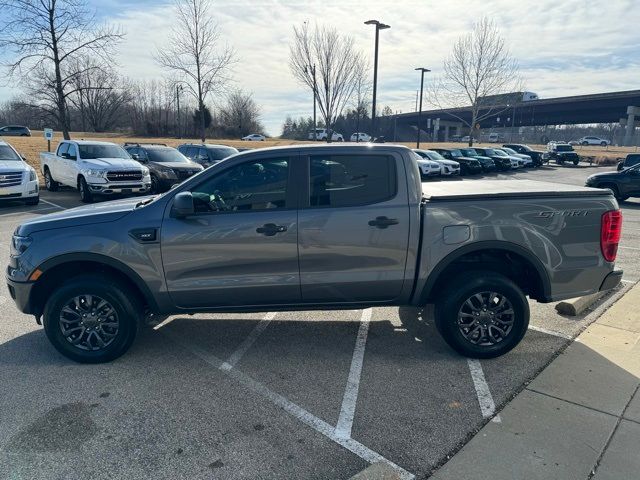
[413,149,460,175]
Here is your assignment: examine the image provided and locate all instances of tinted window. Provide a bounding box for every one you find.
[78,144,130,159]
[208,146,239,160]
[146,148,189,163]
[425,151,445,160]
[67,143,77,159]
[556,145,574,152]
[460,148,477,156]
[57,143,69,156]
[0,145,21,161]
[191,158,289,213]
[626,155,640,166]
[185,147,198,159]
[309,155,396,208]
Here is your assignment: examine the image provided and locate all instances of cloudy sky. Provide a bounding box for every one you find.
[2,0,639,135]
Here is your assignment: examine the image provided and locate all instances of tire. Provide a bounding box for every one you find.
[44,168,58,192]
[600,142,607,147]
[602,184,627,201]
[573,159,579,166]
[581,141,588,146]
[434,271,529,358]
[25,196,39,206]
[42,274,140,363]
[78,176,93,203]
[150,174,160,194]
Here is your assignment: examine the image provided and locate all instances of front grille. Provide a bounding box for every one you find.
[174,169,198,180]
[106,171,143,182]
[0,171,23,188]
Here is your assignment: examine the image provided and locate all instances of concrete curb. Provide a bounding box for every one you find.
[555,291,606,316]
[349,462,403,480]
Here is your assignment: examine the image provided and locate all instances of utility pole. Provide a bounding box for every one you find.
[365,20,390,139]
[415,67,430,148]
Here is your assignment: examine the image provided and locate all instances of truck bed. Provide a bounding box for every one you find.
[422,179,610,201]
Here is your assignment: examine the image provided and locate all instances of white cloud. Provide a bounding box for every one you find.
[3,0,639,135]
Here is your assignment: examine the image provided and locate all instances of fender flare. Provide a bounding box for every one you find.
[419,241,552,303]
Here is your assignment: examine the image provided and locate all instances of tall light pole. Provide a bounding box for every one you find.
[415,67,430,148]
[364,20,390,139]
[304,64,317,140]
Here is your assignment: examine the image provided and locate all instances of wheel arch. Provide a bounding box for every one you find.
[418,241,551,304]
[29,253,159,318]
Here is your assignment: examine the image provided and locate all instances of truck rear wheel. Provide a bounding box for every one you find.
[43,274,140,363]
[434,271,529,358]
[44,168,58,192]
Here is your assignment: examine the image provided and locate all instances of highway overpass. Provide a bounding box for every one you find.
[393,89,640,145]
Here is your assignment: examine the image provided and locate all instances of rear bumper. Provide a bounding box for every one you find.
[600,270,623,291]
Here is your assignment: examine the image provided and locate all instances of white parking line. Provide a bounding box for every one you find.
[335,308,371,439]
[40,198,66,210]
[220,312,276,371]
[618,245,640,251]
[467,359,501,422]
[528,325,572,340]
[163,326,414,480]
[152,316,176,330]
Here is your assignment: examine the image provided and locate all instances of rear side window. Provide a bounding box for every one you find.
[309,154,396,208]
[57,143,69,156]
[626,155,640,166]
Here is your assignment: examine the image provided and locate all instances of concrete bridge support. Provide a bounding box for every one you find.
[623,106,640,146]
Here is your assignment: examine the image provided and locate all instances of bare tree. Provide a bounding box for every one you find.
[217,89,264,138]
[156,0,235,142]
[67,59,131,132]
[351,63,372,140]
[290,23,367,141]
[0,0,123,139]
[428,17,521,145]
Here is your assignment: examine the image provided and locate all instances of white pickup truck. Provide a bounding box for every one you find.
[40,140,151,202]
[0,140,39,205]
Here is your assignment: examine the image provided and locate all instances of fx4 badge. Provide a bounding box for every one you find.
[536,210,590,218]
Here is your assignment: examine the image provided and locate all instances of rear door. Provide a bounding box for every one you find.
[161,153,301,308]
[297,150,410,304]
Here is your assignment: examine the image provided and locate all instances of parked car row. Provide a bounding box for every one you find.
[412,144,544,179]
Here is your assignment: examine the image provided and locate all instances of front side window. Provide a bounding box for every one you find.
[309,154,396,208]
[191,158,289,213]
[66,143,77,160]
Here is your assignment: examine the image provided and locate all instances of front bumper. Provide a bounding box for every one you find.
[89,182,151,195]
[600,270,623,291]
[0,180,39,201]
[6,276,35,315]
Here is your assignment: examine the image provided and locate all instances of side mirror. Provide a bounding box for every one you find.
[21,155,27,161]
[171,191,195,218]
[131,153,140,160]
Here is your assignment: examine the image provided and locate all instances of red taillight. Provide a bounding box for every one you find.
[601,210,622,262]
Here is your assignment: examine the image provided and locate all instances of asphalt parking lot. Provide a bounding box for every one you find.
[1,165,638,480]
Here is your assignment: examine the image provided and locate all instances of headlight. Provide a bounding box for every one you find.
[158,168,176,179]
[141,166,150,176]
[11,235,32,256]
[82,169,107,178]
[28,169,37,181]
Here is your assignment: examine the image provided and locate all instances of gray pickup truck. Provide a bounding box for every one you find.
[7,145,623,363]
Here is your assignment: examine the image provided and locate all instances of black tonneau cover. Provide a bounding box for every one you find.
[422,179,610,201]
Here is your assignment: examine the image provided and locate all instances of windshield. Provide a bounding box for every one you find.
[448,150,462,157]
[426,151,445,160]
[488,149,507,157]
[208,147,239,160]
[0,145,22,161]
[556,144,574,152]
[78,144,130,159]
[460,149,477,156]
[502,148,517,155]
[147,148,190,163]
[518,145,532,151]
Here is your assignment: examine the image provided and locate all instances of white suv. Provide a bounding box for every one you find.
[577,136,610,146]
[0,140,39,205]
[308,128,344,141]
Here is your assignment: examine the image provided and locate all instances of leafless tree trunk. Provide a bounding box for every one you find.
[0,0,123,139]
[428,17,521,146]
[290,23,367,142]
[156,0,235,142]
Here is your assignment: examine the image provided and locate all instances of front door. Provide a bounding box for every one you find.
[161,155,301,308]
[297,152,410,304]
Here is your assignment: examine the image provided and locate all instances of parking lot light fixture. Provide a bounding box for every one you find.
[415,67,431,148]
[365,20,390,139]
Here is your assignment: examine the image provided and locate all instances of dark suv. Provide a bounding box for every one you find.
[0,125,31,136]
[502,144,546,166]
[124,144,203,193]
[177,143,239,168]
[431,148,483,175]
[547,143,580,165]
[617,154,640,172]
[586,164,640,201]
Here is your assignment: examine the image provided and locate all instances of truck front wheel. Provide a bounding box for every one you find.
[434,271,529,358]
[43,275,140,363]
[78,176,93,203]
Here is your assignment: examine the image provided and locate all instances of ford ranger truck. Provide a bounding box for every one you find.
[7,145,623,363]
[40,140,151,202]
